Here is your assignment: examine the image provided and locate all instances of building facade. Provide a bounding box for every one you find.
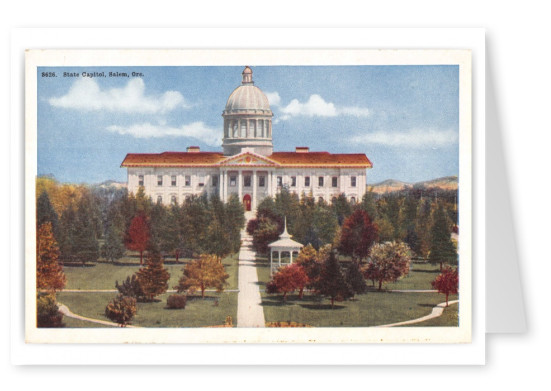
[121,67,372,211]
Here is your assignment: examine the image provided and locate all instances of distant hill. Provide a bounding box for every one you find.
[95,180,127,190]
[368,176,458,194]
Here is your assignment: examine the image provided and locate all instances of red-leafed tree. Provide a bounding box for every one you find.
[126,213,149,265]
[266,264,309,301]
[338,209,378,263]
[431,266,459,306]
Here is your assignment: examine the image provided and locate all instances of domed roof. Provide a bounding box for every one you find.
[224,67,272,115]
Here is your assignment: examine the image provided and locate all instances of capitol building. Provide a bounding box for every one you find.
[121,67,372,211]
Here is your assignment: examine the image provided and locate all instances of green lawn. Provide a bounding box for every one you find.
[259,291,457,327]
[57,291,237,328]
[255,255,458,327]
[62,253,239,291]
[403,302,459,327]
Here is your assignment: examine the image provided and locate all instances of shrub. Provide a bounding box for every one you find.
[115,274,146,302]
[166,294,187,309]
[105,295,137,327]
[37,292,64,328]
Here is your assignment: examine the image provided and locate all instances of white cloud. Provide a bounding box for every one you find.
[277,94,369,120]
[265,91,281,107]
[106,121,221,146]
[49,78,188,114]
[350,128,458,148]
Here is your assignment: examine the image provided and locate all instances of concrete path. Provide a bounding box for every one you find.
[58,303,140,328]
[376,299,459,327]
[236,212,265,327]
[61,289,240,293]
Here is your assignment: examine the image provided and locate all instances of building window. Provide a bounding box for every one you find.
[244,175,251,187]
[212,175,219,187]
[157,195,162,204]
[304,176,310,187]
[198,175,205,187]
[318,176,324,187]
[332,197,338,204]
[318,196,324,203]
[138,175,144,187]
[171,195,177,204]
[351,176,357,187]
[277,176,283,187]
[171,175,177,187]
[157,175,163,186]
[259,176,265,187]
[350,197,356,205]
[332,176,338,187]
[230,176,237,186]
[291,176,296,187]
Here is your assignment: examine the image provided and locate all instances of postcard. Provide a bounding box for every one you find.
[25,49,472,343]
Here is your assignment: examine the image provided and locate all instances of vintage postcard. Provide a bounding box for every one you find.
[25,49,472,343]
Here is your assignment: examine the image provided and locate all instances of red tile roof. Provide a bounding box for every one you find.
[121,150,372,168]
[121,152,225,167]
[269,152,373,168]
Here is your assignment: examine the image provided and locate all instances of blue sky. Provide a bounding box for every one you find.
[37,65,459,184]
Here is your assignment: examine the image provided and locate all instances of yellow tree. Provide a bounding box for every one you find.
[175,254,229,298]
[36,222,66,292]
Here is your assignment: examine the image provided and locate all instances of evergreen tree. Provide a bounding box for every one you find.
[73,194,100,265]
[175,254,229,298]
[105,294,137,327]
[115,274,146,302]
[102,223,125,262]
[332,193,352,225]
[58,205,78,263]
[312,206,339,248]
[162,204,185,262]
[316,251,352,308]
[135,251,170,301]
[36,191,59,239]
[204,217,232,258]
[345,261,368,299]
[414,198,433,258]
[36,222,66,292]
[225,194,245,253]
[360,190,378,220]
[428,204,457,270]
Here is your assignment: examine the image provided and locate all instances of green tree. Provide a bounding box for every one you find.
[332,193,352,225]
[58,205,77,263]
[316,251,352,308]
[345,261,368,299]
[135,251,170,301]
[73,194,100,265]
[102,223,125,262]
[224,194,245,253]
[36,191,59,238]
[204,217,232,258]
[428,204,457,270]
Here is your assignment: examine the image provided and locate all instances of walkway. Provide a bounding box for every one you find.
[58,303,140,328]
[376,299,459,327]
[236,212,265,327]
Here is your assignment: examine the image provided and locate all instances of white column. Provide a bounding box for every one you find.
[219,170,223,199]
[278,251,281,267]
[290,251,293,265]
[223,170,228,202]
[268,170,273,197]
[252,169,257,210]
[238,170,243,201]
[270,250,273,276]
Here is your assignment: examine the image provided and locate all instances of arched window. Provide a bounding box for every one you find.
[171,195,177,204]
[157,195,162,204]
[318,196,324,203]
[350,197,356,205]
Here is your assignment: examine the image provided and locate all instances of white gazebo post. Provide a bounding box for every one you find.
[268,217,303,276]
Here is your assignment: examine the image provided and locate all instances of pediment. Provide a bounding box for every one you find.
[218,151,279,167]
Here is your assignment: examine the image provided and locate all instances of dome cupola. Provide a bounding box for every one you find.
[222,66,274,156]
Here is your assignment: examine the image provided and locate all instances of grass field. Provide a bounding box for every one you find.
[62,253,239,291]
[403,302,459,327]
[255,255,458,327]
[57,291,237,328]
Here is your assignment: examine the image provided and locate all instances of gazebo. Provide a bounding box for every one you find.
[268,218,304,276]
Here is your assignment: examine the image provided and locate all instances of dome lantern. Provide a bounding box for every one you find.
[242,66,253,85]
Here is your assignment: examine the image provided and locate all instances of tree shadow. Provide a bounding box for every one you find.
[418,303,437,308]
[299,304,346,310]
[413,269,441,274]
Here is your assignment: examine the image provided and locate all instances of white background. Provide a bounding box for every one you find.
[2,0,548,389]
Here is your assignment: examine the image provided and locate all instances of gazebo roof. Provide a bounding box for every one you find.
[268,218,304,250]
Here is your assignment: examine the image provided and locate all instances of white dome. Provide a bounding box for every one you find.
[224,67,272,115]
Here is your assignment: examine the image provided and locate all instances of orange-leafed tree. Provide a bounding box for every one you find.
[174,254,229,299]
[431,266,459,306]
[36,222,66,292]
[338,209,378,263]
[266,263,309,301]
[126,213,149,265]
